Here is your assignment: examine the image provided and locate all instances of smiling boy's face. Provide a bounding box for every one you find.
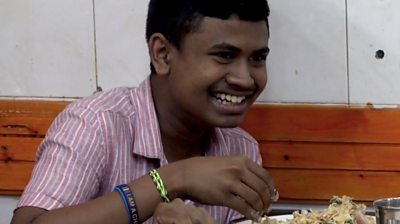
[157,15,269,128]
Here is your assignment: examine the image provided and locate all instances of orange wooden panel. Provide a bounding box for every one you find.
[260,141,400,171]
[0,116,56,136]
[2,100,400,203]
[0,137,42,162]
[0,162,34,192]
[0,100,70,116]
[0,190,22,195]
[270,168,400,203]
[241,104,400,144]
[0,100,70,136]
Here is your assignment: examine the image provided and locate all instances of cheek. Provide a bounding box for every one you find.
[254,70,268,90]
[192,67,222,86]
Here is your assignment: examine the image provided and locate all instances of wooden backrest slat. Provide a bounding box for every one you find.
[270,169,400,203]
[242,104,400,143]
[260,141,400,171]
[0,100,70,116]
[0,117,56,136]
[0,137,42,162]
[0,100,70,136]
[0,162,34,192]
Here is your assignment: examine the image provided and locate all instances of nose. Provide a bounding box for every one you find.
[225,60,255,89]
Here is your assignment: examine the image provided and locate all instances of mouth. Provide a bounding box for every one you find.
[214,92,247,104]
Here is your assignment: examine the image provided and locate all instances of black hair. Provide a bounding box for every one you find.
[146,0,270,73]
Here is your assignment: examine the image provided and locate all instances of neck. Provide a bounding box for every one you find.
[151,75,212,162]
[161,129,211,162]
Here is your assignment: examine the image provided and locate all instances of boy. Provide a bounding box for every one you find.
[12,0,276,223]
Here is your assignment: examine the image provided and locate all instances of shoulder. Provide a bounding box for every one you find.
[67,87,137,117]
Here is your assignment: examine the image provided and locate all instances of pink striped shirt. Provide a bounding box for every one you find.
[18,76,262,223]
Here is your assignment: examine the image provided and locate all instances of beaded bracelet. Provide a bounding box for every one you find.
[149,169,170,203]
[114,184,140,224]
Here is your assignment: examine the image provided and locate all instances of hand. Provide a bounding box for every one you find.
[153,198,217,224]
[353,210,373,224]
[178,156,277,222]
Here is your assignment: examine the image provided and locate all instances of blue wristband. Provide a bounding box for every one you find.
[114,184,140,224]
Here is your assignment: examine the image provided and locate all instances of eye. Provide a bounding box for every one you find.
[249,54,267,67]
[250,54,267,63]
[211,52,235,63]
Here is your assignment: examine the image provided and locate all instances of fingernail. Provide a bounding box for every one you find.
[272,189,279,202]
[250,210,262,223]
[264,206,272,214]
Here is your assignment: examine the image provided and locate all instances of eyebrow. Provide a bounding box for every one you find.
[210,43,242,54]
[254,47,270,55]
[210,43,270,54]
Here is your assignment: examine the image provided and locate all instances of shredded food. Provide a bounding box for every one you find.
[260,196,375,224]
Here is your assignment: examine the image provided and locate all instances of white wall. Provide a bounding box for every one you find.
[347,0,400,104]
[2,0,400,222]
[263,0,348,104]
[0,196,19,224]
[2,0,400,105]
[0,0,96,98]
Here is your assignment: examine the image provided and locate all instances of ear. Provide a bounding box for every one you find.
[148,33,172,76]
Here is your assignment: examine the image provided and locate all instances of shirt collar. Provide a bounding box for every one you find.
[130,76,164,159]
[208,128,231,157]
[130,76,231,161]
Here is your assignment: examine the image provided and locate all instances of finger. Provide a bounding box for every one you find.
[153,199,191,224]
[225,194,262,223]
[170,198,185,205]
[273,188,279,202]
[190,206,217,224]
[354,210,368,224]
[231,181,264,212]
[186,204,201,223]
[199,207,218,224]
[246,160,276,198]
[240,169,273,211]
[158,218,189,224]
[244,160,278,208]
[154,216,191,224]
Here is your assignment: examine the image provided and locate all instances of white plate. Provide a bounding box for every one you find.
[234,214,293,224]
[234,214,376,224]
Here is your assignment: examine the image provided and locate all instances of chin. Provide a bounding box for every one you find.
[219,123,240,128]
[214,116,244,128]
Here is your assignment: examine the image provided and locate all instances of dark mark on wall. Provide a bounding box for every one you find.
[375,50,385,59]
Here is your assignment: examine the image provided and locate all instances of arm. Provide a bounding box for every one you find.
[12,156,275,223]
[11,163,180,224]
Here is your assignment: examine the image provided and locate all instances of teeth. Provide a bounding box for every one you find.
[215,93,246,104]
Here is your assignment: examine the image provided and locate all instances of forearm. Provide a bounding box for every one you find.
[132,164,185,221]
[13,164,185,224]
[30,191,128,224]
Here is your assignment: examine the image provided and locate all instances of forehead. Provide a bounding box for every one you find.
[183,15,269,50]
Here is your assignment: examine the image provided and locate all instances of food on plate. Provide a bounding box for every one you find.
[261,196,375,224]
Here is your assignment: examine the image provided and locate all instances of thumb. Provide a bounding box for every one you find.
[354,210,369,224]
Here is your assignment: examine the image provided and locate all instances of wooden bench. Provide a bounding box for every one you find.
[2,100,400,205]
[241,104,400,205]
[0,100,69,195]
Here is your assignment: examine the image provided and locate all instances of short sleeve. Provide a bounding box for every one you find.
[17,105,105,210]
